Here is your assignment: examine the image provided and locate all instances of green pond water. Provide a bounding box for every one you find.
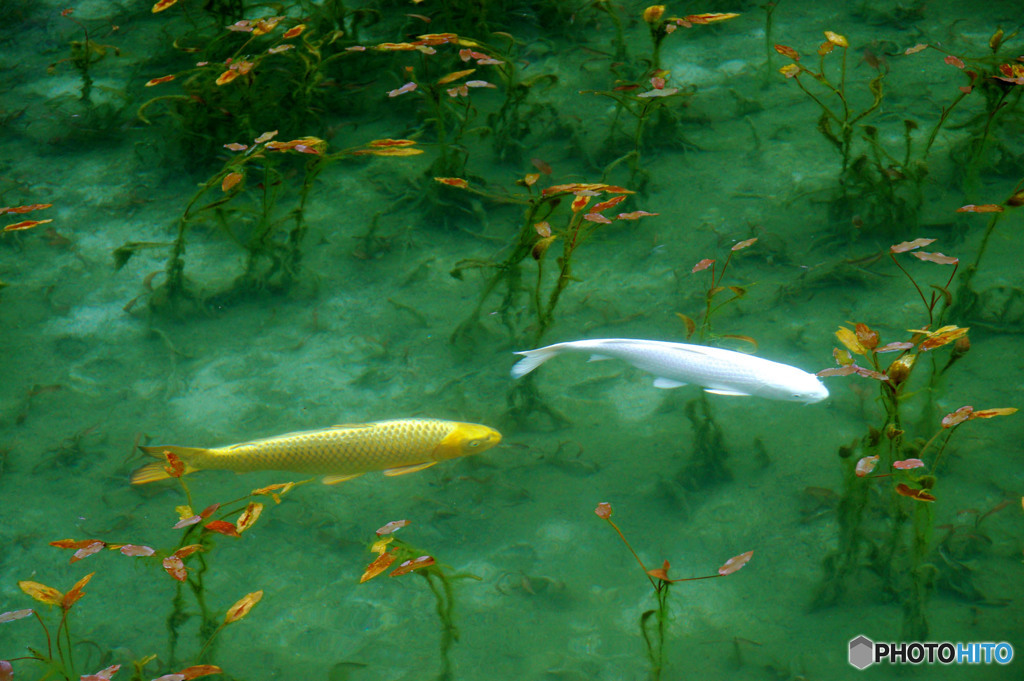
[1,0,1022,679]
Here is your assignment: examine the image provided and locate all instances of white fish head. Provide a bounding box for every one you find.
[761,366,829,403]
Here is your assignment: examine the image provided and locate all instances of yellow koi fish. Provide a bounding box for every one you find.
[131,418,501,485]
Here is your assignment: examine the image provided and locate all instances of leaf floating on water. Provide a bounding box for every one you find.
[221,172,243,192]
[616,210,657,220]
[969,407,1018,420]
[893,459,925,470]
[224,590,263,624]
[890,238,935,253]
[4,219,52,232]
[855,455,879,477]
[896,484,936,502]
[375,519,410,536]
[435,177,468,189]
[18,581,63,606]
[360,551,396,583]
[0,608,34,623]
[72,541,106,563]
[390,555,435,577]
[912,251,958,265]
[955,204,1002,213]
[163,555,188,581]
[718,550,753,576]
[119,544,155,557]
[61,572,94,610]
[235,502,263,534]
[180,665,223,680]
[205,520,241,538]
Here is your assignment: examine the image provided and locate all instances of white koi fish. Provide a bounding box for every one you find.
[511,338,828,403]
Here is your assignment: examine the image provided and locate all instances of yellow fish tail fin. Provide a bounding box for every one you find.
[132,445,204,484]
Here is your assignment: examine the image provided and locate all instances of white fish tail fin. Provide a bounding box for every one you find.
[511,346,561,378]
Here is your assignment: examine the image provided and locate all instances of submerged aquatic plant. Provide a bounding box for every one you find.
[360,519,477,681]
[116,135,423,314]
[595,502,752,681]
[811,238,1017,639]
[47,8,120,103]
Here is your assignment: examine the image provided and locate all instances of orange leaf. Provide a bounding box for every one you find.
[591,195,627,213]
[18,581,64,606]
[376,520,410,536]
[534,221,551,237]
[718,550,753,576]
[163,555,188,581]
[254,130,278,144]
[437,69,475,85]
[583,213,612,224]
[435,177,469,188]
[854,323,879,350]
[969,407,1018,420]
[252,17,283,36]
[523,173,540,186]
[282,24,305,39]
[50,538,104,550]
[215,70,240,86]
[676,313,697,339]
[390,555,435,577]
[205,520,241,538]
[594,502,612,519]
[531,158,553,175]
[893,459,925,470]
[250,481,297,503]
[181,665,223,680]
[956,204,1003,213]
[896,483,936,502]
[918,325,968,351]
[224,590,263,624]
[904,44,928,55]
[62,572,94,610]
[235,502,263,534]
[354,147,424,157]
[571,195,591,213]
[360,551,396,583]
[876,341,914,353]
[223,142,248,151]
[370,138,417,148]
[152,0,178,12]
[774,44,799,60]
[1,203,52,214]
[890,238,935,253]
[731,237,757,251]
[4,219,52,232]
[80,665,120,681]
[683,12,740,24]
[855,455,879,477]
[912,251,958,265]
[173,515,202,529]
[174,544,204,559]
[647,567,671,582]
[221,172,243,192]
[817,365,858,377]
[944,55,965,69]
[692,258,715,273]
[145,75,176,87]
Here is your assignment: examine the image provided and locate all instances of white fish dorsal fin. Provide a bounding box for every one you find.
[322,472,365,485]
[653,377,687,389]
[383,461,438,476]
[704,388,753,397]
[587,354,613,362]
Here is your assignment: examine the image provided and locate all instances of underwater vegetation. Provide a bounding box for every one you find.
[2,0,1023,680]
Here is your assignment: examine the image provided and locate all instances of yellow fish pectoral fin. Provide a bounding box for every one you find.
[383,461,438,477]
[322,472,365,485]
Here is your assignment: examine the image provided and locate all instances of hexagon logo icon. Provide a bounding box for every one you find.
[849,635,874,669]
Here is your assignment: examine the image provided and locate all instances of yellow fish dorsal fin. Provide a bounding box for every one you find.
[383,461,438,477]
[322,472,365,485]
